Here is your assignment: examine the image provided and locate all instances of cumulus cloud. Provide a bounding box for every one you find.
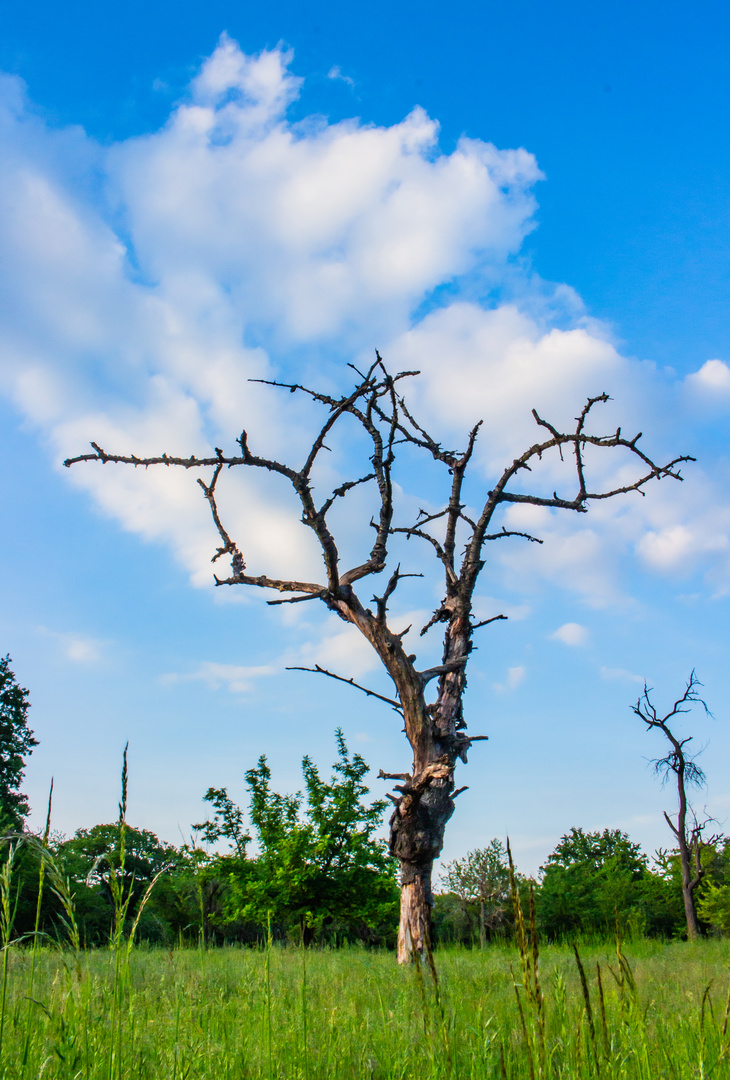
[0,32,729,616]
[550,622,588,646]
[631,471,730,591]
[0,36,543,590]
[686,359,730,395]
[388,302,629,468]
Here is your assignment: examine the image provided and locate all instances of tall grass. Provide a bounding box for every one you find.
[0,936,725,1078]
[21,776,53,1076]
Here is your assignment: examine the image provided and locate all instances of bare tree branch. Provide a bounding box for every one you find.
[418,656,468,687]
[214,572,325,595]
[286,664,403,712]
[372,565,423,624]
[482,529,543,544]
[266,591,326,607]
[472,614,507,631]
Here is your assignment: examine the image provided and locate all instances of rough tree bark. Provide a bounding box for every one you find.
[633,672,718,940]
[65,357,692,961]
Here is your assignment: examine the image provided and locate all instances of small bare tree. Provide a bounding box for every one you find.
[66,357,691,961]
[633,672,718,939]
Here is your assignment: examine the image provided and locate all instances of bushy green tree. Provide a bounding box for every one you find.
[537,827,652,939]
[199,730,399,943]
[0,656,38,829]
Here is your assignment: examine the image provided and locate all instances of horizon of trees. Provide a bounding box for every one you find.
[7,815,730,950]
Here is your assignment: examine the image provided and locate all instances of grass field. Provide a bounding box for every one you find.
[0,936,728,1079]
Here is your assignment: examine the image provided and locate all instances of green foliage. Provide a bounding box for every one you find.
[537,827,661,939]
[193,788,250,856]
[51,824,181,945]
[0,657,38,829]
[199,730,399,943]
[695,839,730,932]
[440,840,512,944]
[432,890,474,943]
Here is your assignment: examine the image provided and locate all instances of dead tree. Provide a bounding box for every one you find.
[633,672,718,940]
[65,357,692,962]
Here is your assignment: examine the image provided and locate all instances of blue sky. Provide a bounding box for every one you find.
[0,0,728,874]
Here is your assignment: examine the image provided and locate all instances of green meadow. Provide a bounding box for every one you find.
[0,936,728,1079]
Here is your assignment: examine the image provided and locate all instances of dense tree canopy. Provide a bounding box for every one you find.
[0,656,38,829]
[535,827,683,940]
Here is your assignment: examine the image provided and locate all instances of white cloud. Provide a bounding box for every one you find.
[37,627,106,663]
[493,665,526,692]
[291,616,383,679]
[632,472,730,589]
[550,622,588,646]
[327,65,355,89]
[686,358,730,395]
[388,302,629,468]
[0,37,543,591]
[1,34,729,611]
[161,661,276,693]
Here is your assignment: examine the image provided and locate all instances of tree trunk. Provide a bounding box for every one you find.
[390,772,455,962]
[679,845,701,940]
[338,590,466,963]
[675,779,702,940]
[479,897,486,950]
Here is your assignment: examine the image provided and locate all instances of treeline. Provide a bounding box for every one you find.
[436,831,730,944]
[8,768,730,950]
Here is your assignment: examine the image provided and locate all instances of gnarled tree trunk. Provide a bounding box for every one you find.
[385,606,472,962]
[391,778,455,961]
